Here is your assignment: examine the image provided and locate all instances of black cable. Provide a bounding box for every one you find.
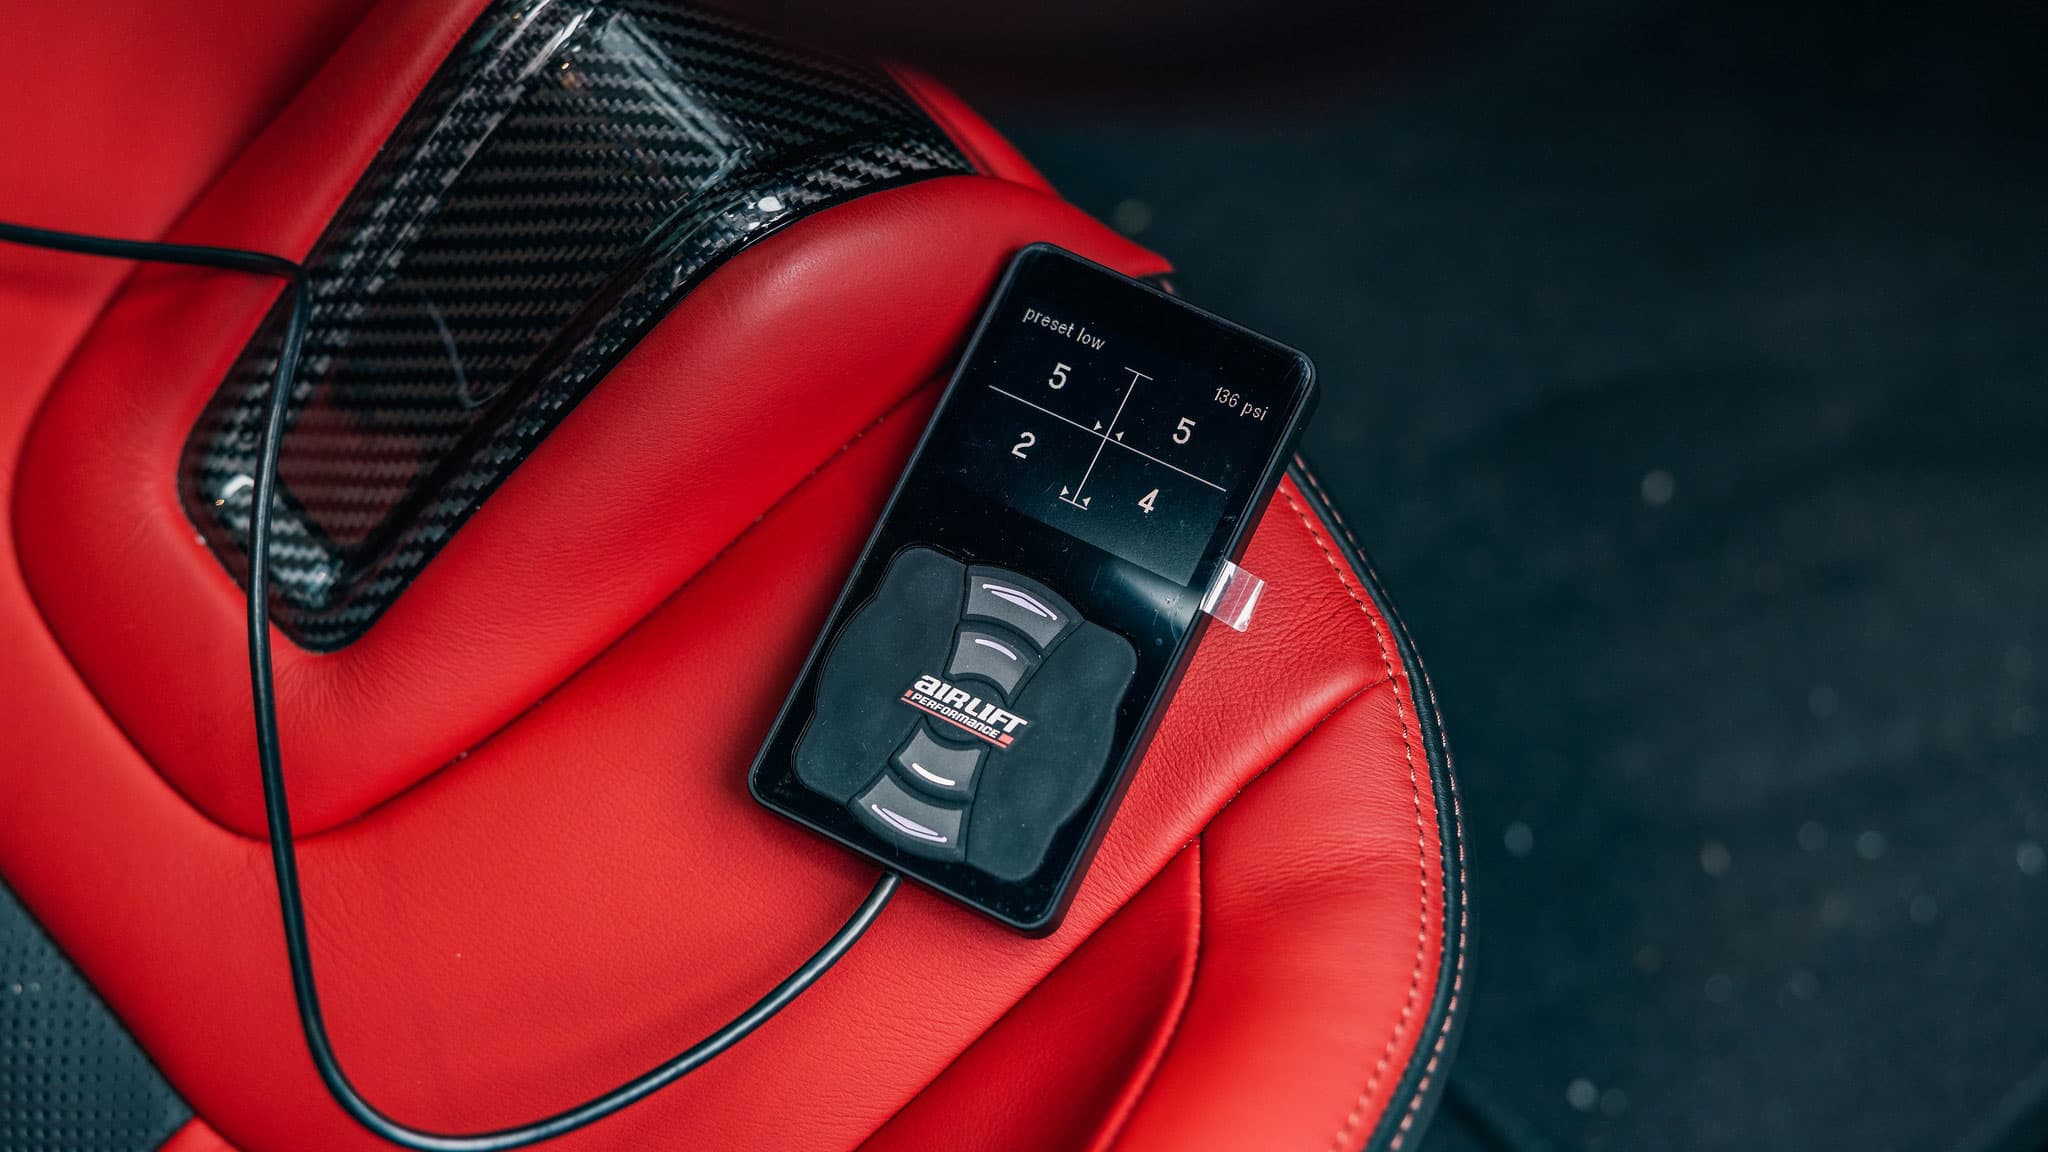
[0,218,900,1150]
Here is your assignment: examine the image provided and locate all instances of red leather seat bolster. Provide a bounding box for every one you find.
[0,1,1464,1148]
[0,0,397,507]
[1111,480,1463,1151]
[12,0,1164,840]
[1,420,1451,1152]
[860,847,1204,1152]
[863,475,1466,1152]
[890,66,1056,192]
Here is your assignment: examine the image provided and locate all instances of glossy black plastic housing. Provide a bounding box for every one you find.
[750,245,1315,932]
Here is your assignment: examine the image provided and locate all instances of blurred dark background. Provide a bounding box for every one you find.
[974,0,2046,1148]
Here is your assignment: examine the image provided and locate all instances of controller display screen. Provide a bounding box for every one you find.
[752,245,1313,930]
[932,248,1312,586]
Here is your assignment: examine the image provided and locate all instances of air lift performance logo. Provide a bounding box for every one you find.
[902,674,1030,748]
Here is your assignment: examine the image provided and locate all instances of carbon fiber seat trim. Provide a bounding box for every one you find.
[179,0,971,650]
[0,882,190,1152]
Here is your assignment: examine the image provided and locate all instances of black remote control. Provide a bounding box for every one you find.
[750,244,1315,932]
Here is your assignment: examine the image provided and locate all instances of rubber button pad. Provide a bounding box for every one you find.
[794,547,1136,880]
[894,725,984,800]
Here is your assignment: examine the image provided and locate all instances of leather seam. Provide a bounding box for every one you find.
[1087,838,1203,1152]
[1095,682,1399,1150]
[6,0,494,839]
[44,176,1166,841]
[870,676,1395,1151]
[13,377,938,848]
[1293,460,1468,1152]
[296,379,943,840]
[1105,482,1414,1148]
[1276,484,1430,1152]
[2,0,396,513]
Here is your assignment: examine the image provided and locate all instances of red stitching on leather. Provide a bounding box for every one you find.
[1275,484,1428,1152]
[877,477,1388,1151]
[1100,677,1396,1150]
[1293,461,1467,1152]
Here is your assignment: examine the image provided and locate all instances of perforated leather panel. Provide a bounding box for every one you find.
[0,884,189,1152]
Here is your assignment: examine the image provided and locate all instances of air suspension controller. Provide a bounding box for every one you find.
[751,244,1315,932]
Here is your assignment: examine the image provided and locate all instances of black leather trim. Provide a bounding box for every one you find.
[1288,457,1470,1152]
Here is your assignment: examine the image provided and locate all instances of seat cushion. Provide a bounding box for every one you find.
[0,1,1464,1148]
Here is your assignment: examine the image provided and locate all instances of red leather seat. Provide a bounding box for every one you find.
[0,1,1464,1149]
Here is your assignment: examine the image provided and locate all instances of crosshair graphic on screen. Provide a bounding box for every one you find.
[989,369,1225,513]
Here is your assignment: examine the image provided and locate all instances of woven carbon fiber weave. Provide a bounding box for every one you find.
[178,0,970,650]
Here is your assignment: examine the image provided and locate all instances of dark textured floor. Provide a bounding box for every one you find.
[1004,0,2047,1148]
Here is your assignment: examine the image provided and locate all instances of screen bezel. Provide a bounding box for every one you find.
[748,243,1315,932]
